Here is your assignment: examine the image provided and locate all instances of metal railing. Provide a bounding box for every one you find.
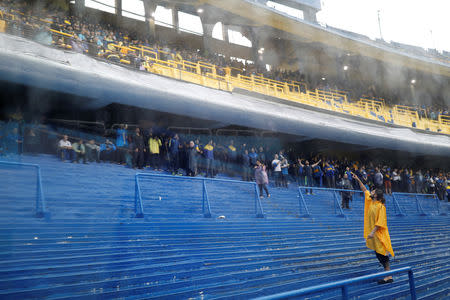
[296,187,311,217]
[391,193,407,216]
[134,173,264,218]
[298,186,364,218]
[392,192,442,216]
[0,161,46,218]
[254,266,416,300]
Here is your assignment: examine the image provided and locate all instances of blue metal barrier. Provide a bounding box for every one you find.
[0,161,46,218]
[254,266,416,300]
[391,194,407,216]
[435,194,447,216]
[393,192,438,216]
[296,187,311,218]
[299,186,363,218]
[135,173,264,218]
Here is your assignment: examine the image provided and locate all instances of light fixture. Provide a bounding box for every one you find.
[321,77,326,81]
[197,8,204,13]
[258,47,264,54]
[411,79,416,84]
[343,65,349,71]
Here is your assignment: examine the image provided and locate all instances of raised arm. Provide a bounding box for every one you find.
[352,172,367,193]
[311,159,322,168]
[297,158,304,168]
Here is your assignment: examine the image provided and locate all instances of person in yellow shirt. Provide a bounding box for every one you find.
[353,173,395,284]
[148,133,162,171]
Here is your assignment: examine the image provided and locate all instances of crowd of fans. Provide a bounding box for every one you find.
[1,2,449,202]
[1,111,449,203]
[0,0,448,120]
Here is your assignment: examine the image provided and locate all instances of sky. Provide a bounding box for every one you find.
[316,0,450,52]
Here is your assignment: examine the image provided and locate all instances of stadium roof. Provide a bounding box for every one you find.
[199,0,450,77]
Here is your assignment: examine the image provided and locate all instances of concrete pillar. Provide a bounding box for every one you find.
[249,27,263,68]
[200,8,219,56]
[201,23,215,56]
[143,0,157,41]
[172,5,179,33]
[75,0,85,17]
[115,0,122,16]
[303,8,317,23]
[222,23,229,43]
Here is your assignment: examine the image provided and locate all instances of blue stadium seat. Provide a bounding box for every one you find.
[0,155,448,299]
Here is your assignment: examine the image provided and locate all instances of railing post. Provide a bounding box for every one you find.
[333,190,346,218]
[341,285,349,300]
[0,161,47,218]
[435,194,447,216]
[391,193,406,217]
[202,179,211,218]
[254,183,264,218]
[134,174,144,218]
[35,166,45,218]
[297,187,311,218]
[408,269,417,300]
[415,194,427,216]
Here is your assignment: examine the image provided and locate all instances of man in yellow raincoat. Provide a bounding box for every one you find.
[353,173,395,284]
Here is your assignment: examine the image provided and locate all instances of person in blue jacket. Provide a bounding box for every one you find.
[203,139,215,178]
[100,139,117,162]
[115,124,128,164]
[325,162,336,188]
[168,134,180,174]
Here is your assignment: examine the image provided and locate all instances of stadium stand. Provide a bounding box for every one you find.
[0,1,449,135]
[0,154,449,299]
[0,1,449,299]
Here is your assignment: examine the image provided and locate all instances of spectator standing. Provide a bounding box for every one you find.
[148,132,162,171]
[187,141,198,176]
[392,169,401,192]
[168,134,180,174]
[132,128,145,169]
[115,124,128,164]
[296,158,304,187]
[203,139,215,178]
[280,158,289,188]
[298,159,321,194]
[255,160,270,198]
[258,146,266,167]
[249,147,258,167]
[325,162,336,188]
[242,149,251,181]
[312,162,323,187]
[271,154,282,187]
[353,173,395,284]
[383,168,392,195]
[414,171,424,194]
[339,173,353,209]
[436,175,446,201]
[374,168,383,189]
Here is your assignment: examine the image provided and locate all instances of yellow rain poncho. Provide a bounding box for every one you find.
[364,191,394,257]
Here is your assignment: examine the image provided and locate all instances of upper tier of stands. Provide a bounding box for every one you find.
[0,6,449,135]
